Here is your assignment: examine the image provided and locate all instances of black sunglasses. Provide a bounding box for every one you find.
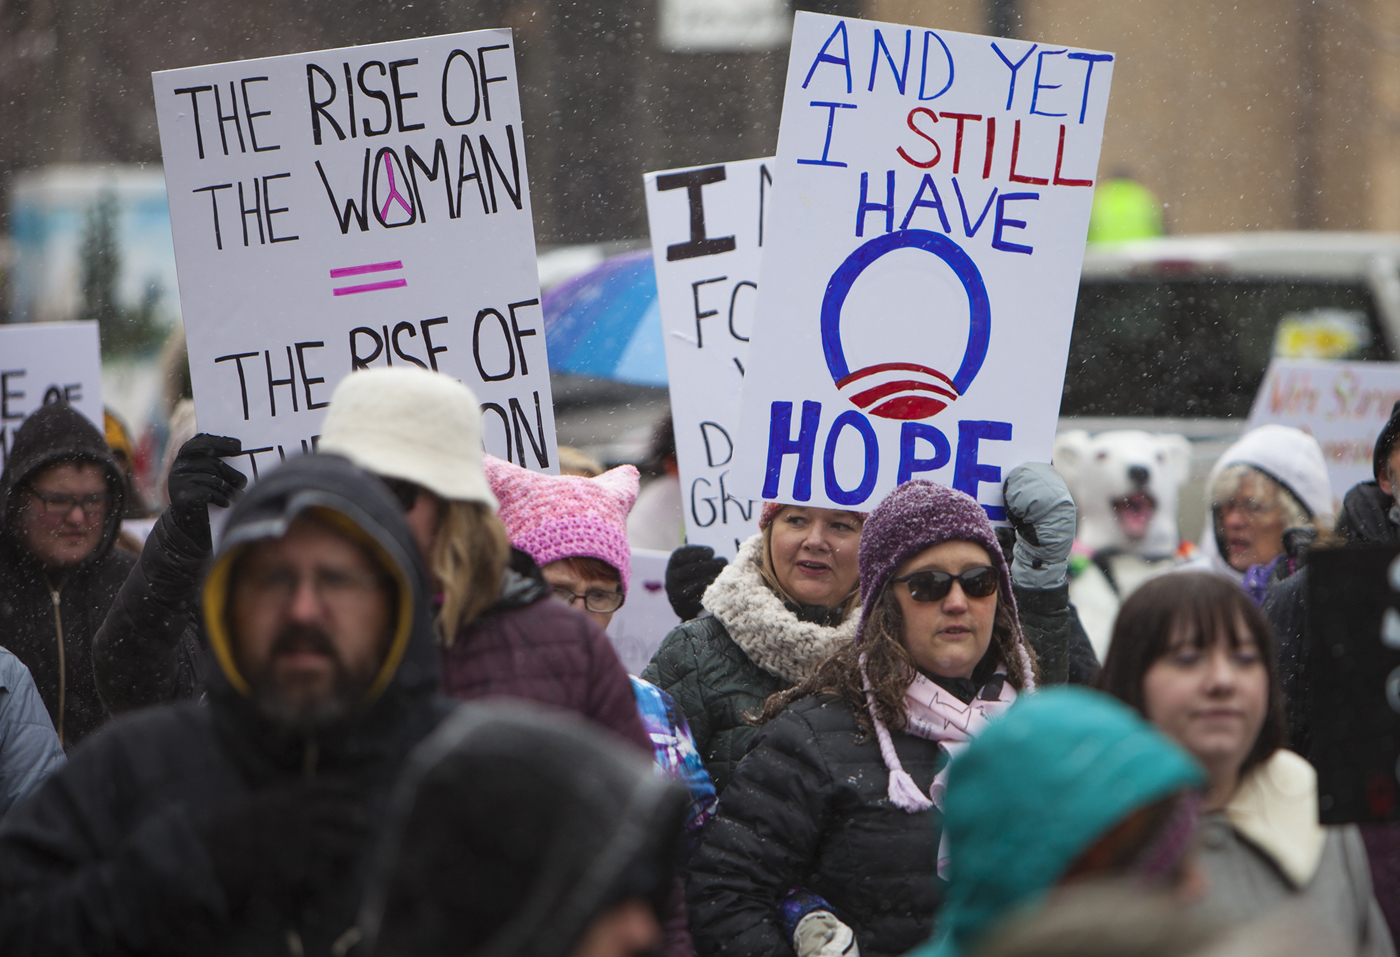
[892,566,998,602]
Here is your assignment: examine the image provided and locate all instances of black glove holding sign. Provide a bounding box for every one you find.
[665,545,728,622]
[168,434,247,551]
[195,780,369,916]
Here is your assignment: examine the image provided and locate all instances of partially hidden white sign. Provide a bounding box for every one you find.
[1248,358,1400,503]
[153,31,557,481]
[0,321,104,466]
[732,13,1113,517]
[644,157,772,557]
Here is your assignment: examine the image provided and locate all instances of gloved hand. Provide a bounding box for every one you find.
[1003,462,1076,590]
[168,434,247,550]
[194,779,369,915]
[665,545,727,621]
[793,911,860,957]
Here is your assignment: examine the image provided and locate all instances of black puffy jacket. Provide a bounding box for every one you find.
[0,454,450,955]
[686,693,946,957]
[91,507,208,715]
[1264,481,1400,756]
[0,403,134,747]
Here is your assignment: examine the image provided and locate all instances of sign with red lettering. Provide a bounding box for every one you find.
[731,13,1113,517]
[153,31,557,482]
[1248,358,1400,499]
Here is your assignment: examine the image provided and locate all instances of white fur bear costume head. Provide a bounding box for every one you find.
[1053,429,1191,557]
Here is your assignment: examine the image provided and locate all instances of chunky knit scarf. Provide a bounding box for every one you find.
[701,533,858,685]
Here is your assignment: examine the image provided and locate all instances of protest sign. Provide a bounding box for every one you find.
[644,156,772,556]
[1307,546,1400,824]
[153,31,557,482]
[1248,358,1400,503]
[732,13,1113,517]
[0,321,103,466]
[606,548,681,674]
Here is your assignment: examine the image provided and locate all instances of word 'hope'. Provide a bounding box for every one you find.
[762,399,1012,517]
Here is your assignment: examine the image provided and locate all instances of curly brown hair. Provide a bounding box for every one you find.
[755,582,1035,733]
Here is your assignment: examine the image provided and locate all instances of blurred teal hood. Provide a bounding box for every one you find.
[915,687,1204,957]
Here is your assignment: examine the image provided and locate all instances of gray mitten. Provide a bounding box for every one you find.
[1003,462,1076,590]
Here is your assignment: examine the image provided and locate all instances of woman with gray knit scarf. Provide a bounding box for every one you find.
[685,475,1077,957]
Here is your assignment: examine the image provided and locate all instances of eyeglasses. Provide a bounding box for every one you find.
[551,585,626,614]
[28,489,107,516]
[892,566,998,602]
[1214,498,1274,519]
[240,566,387,607]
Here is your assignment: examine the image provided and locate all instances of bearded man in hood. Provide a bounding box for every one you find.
[0,454,449,955]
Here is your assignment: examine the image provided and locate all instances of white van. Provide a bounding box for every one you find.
[1061,231,1400,537]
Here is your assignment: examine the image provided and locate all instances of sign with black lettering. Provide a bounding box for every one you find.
[0,322,104,468]
[731,13,1113,517]
[643,157,771,556]
[153,31,557,481]
[1307,546,1400,824]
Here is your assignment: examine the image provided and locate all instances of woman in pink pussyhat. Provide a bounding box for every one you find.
[483,457,722,957]
[482,454,639,632]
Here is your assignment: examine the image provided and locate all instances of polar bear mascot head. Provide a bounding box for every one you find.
[1053,429,1191,558]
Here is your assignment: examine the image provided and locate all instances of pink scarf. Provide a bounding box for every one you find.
[860,652,1031,877]
[859,651,1032,815]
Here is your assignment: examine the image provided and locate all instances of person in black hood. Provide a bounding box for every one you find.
[0,401,133,747]
[1332,399,1400,548]
[360,700,688,957]
[1262,401,1400,944]
[0,453,449,956]
[1264,400,1400,755]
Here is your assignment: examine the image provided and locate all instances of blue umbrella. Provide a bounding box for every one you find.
[542,249,666,387]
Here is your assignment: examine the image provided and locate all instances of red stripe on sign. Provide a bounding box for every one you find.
[835,362,956,390]
[850,379,958,408]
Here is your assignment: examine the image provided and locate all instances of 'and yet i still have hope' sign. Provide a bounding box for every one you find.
[153,30,557,481]
[732,13,1113,517]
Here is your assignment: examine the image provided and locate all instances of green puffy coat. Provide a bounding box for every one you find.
[642,614,791,795]
[642,534,856,794]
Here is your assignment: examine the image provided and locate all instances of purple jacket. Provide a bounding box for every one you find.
[438,557,650,754]
[438,555,687,957]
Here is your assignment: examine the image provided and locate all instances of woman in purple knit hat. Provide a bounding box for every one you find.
[686,477,1057,957]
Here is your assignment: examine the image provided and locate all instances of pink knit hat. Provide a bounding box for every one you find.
[759,501,868,529]
[482,455,640,592]
[759,502,785,529]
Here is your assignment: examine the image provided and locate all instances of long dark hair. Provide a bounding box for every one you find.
[1095,572,1286,776]
[756,578,1032,733]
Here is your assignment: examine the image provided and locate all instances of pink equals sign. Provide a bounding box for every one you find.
[330,260,406,296]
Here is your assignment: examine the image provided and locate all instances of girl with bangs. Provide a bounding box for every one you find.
[1098,571,1392,957]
